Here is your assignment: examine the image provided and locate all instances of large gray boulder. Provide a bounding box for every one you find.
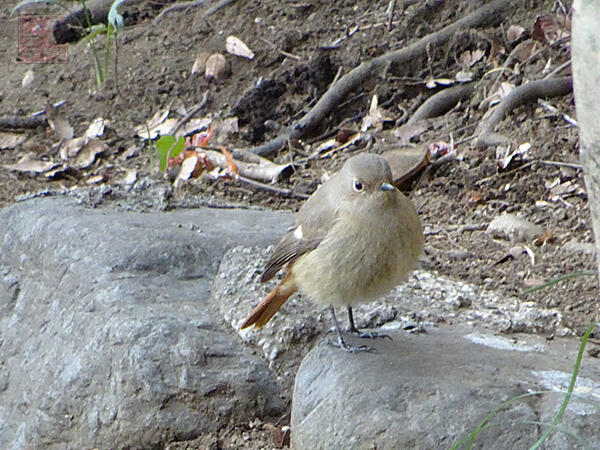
[0,197,292,449]
[291,327,600,450]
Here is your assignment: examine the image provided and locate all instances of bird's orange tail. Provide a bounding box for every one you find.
[241,272,297,329]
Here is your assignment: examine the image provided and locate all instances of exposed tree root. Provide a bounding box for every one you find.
[237,0,512,158]
[476,76,572,148]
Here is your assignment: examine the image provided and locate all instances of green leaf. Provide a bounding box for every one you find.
[156,135,185,172]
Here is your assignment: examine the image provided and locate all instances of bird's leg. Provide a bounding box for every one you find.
[347,307,392,340]
[328,307,373,353]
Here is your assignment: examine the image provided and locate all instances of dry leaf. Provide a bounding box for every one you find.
[226,36,255,59]
[425,78,454,89]
[513,40,539,63]
[458,49,485,68]
[178,118,212,138]
[0,132,27,149]
[85,117,105,139]
[506,25,525,42]
[60,137,86,160]
[71,139,106,169]
[488,36,505,62]
[361,95,389,132]
[191,52,210,74]
[220,146,239,178]
[533,230,554,247]
[205,53,227,81]
[3,153,57,173]
[455,71,473,83]
[496,142,530,170]
[135,109,174,139]
[532,14,571,44]
[175,153,198,186]
[86,175,104,184]
[382,146,429,189]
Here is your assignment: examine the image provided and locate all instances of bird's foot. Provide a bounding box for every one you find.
[348,327,392,341]
[327,336,375,353]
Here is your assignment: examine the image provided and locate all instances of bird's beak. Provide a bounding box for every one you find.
[379,182,395,191]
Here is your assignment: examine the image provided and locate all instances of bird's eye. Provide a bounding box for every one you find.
[353,180,363,192]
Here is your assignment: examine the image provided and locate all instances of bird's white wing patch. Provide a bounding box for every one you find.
[293,225,303,240]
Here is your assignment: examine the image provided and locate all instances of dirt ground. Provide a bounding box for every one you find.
[1,0,597,448]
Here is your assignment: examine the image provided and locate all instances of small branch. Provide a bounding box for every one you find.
[537,99,578,128]
[170,92,210,137]
[237,175,309,199]
[0,115,46,130]
[476,76,572,148]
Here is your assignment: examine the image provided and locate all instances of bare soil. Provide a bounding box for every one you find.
[1,0,597,448]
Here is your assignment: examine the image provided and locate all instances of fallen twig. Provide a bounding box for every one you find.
[476,76,572,148]
[238,175,309,200]
[170,92,210,137]
[537,99,578,128]
[237,0,511,159]
[0,115,46,130]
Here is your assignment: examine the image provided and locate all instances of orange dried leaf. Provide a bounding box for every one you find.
[219,146,239,178]
[191,124,214,147]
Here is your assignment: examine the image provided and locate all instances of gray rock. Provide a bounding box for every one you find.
[487,213,543,242]
[291,327,600,450]
[0,197,292,449]
[214,250,570,372]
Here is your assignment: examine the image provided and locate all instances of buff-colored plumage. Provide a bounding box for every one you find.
[241,153,423,340]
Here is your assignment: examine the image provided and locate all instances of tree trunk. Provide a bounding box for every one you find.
[572,0,600,299]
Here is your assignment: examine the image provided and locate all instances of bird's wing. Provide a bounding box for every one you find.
[261,181,338,282]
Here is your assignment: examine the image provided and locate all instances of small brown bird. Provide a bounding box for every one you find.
[240,153,424,352]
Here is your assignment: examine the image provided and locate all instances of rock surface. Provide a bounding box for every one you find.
[291,327,600,450]
[0,197,292,449]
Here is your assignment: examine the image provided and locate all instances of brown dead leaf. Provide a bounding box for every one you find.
[458,49,485,69]
[532,14,571,44]
[220,146,239,178]
[335,129,356,144]
[382,146,429,189]
[205,54,227,81]
[506,25,525,42]
[488,36,505,62]
[513,40,539,63]
[3,153,57,173]
[533,230,554,247]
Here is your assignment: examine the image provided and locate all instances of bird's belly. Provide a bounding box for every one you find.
[292,219,417,306]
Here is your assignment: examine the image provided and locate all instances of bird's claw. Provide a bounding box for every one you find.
[349,329,392,341]
[328,337,375,353]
